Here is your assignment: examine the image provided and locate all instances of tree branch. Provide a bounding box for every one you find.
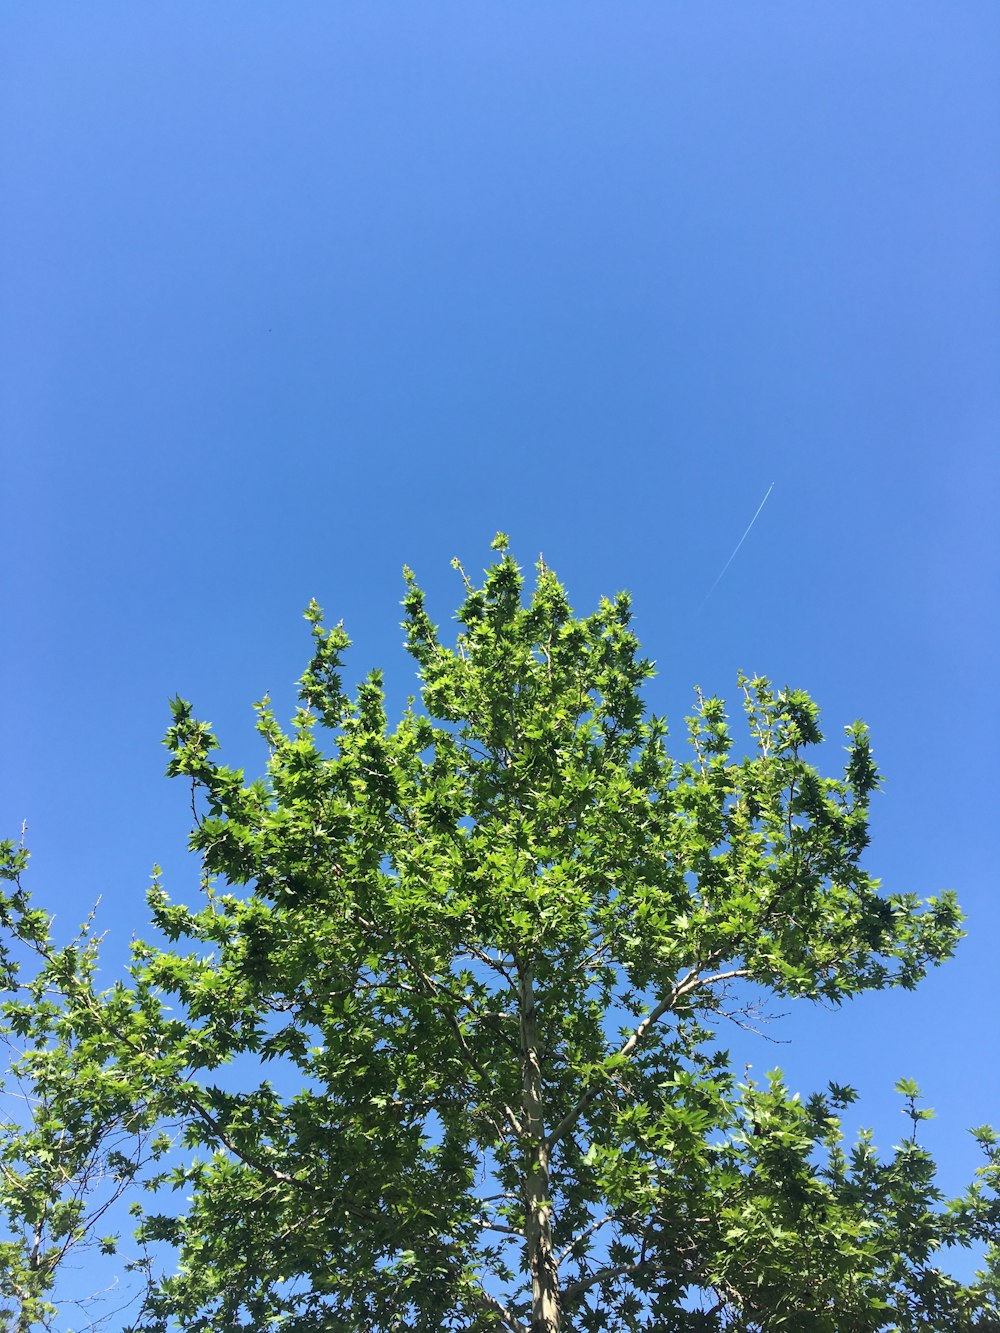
[562,1256,655,1305]
[465,1284,527,1333]
[555,1213,614,1268]
[547,961,749,1149]
[406,961,524,1138]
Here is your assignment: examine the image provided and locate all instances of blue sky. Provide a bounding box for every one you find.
[2,0,999,1300]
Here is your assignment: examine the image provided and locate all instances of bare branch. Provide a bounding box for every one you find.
[548,961,750,1149]
[465,1284,528,1333]
[562,1256,654,1305]
[555,1213,615,1268]
[472,1218,524,1239]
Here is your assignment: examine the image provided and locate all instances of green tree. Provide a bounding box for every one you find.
[0,836,162,1331]
[2,537,998,1331]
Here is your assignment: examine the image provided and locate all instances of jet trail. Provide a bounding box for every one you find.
[699,482,775,609]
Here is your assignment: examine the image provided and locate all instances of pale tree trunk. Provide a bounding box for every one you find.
[519,963,560,1333]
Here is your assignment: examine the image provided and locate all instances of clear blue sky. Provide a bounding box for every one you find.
[2,0,999,1296]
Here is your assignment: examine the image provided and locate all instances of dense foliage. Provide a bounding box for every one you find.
[1,538,997,1331]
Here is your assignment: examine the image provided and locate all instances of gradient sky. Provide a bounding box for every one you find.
[3,0,999,1305]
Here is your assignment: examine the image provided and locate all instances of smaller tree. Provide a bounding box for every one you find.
[0,836,163,1331]
[1,538,998,1331]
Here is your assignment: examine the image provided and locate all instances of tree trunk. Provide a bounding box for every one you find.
[519,963,559,1333]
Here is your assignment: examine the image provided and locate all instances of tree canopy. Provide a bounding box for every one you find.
[1,537,997,1331]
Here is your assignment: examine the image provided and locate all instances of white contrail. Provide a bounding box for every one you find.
[699,482,775,609]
